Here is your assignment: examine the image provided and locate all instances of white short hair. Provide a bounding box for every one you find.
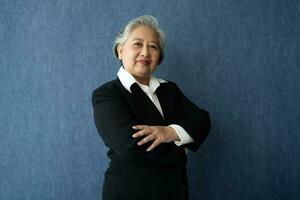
[113,15,166,65]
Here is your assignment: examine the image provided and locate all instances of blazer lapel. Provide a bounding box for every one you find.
[117,79,165,125]
[155,83,177,123]
[130,83,164,122]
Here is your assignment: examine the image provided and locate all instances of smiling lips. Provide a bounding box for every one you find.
[136,59,151,65]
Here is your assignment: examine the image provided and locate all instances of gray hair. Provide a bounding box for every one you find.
[113,15,166,65]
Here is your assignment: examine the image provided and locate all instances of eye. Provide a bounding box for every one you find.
[149,44,159,50]
[133,42,142,47]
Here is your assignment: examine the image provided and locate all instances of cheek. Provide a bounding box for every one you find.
[122,55,133,65]
[125,50,139,60]
[152,52,160,62]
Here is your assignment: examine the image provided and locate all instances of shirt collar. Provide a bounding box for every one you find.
[117,67,167,93]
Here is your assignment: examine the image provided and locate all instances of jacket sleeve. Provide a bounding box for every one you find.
[91,84,185,166]
[172,83,211,152]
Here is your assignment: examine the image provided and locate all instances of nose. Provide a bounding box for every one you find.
[140,44,149,58]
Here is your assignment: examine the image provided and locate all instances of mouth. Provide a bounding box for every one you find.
[136,60,151,65]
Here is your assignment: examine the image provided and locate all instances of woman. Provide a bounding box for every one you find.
[92,15,211,200]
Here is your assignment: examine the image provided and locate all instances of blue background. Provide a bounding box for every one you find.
[1,0,299,199]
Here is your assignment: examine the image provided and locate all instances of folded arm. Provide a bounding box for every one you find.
[92,85,185,166]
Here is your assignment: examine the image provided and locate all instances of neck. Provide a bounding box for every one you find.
[134,76,150,85]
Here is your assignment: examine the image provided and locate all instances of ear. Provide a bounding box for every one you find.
[117,44,123,60]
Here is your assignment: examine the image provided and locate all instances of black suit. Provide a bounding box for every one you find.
[92,78,211,200]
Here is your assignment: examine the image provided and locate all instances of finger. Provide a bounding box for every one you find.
[137,134,155,146]
[132,128,152,138]
[146,139,161,152]
[132,125,148,130]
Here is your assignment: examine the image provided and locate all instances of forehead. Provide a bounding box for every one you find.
[128,26,159,42]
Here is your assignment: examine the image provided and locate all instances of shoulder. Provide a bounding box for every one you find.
[158,80,182,93]
[92,79,123,104]
[93,79,119,95]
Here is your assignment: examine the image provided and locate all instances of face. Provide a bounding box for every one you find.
[117,26,160,85]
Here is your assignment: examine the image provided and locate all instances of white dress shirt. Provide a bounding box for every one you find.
[117,67,194,146]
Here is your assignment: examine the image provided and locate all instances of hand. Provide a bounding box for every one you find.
[132,125,180,152]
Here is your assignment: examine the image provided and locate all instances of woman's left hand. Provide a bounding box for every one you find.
[132,125,180,152]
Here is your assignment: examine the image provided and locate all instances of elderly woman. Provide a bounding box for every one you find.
[92,15,211,200]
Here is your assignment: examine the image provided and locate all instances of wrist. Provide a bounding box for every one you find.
[167,126,180,141]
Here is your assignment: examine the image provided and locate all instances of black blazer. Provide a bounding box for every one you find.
[92,78,211,200]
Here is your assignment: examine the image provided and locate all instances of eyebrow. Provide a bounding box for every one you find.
[131,38,159,44]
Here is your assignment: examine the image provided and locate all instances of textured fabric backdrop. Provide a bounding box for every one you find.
[1,0,299,199]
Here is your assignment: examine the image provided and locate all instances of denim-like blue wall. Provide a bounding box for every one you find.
[1,0,299,199]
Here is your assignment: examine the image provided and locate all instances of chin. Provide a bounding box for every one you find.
[134,68,150,74]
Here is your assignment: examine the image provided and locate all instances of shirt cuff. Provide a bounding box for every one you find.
[169,124,194,146]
